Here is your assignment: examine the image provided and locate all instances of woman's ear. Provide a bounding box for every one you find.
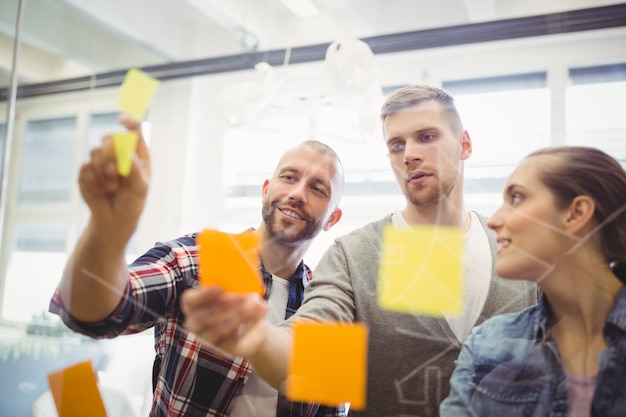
[564,195,595,234]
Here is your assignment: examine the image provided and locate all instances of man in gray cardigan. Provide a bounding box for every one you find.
[182,85,538,417]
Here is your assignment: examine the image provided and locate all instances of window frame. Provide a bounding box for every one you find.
[0,89,119,323]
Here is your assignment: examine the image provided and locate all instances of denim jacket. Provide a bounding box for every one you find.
[440,289,626,417]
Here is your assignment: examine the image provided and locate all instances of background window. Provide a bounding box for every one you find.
[2,111,132,324]
[85,112,119,159]
[443,73,551,215]
[0,123,5,175]
[18,117,77,205]
[566,63,626,165]
[2,225,67,322]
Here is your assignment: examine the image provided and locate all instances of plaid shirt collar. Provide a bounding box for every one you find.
[260,259,312,320]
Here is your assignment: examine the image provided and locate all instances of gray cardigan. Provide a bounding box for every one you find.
[285,213,538,417]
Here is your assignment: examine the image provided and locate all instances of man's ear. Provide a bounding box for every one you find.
[261,179,270,198]
[323,208,343,231]
[460,130,472,161]
[564,195,595,234]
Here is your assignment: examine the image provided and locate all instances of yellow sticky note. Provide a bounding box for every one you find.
[113,131,139,177]
[378,224,463,316]
[286,321,368,410]
[47,360,106,417]
[116,68,160,120]
[198,229,263,295]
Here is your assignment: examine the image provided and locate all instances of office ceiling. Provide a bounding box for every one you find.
[0,0,624,89]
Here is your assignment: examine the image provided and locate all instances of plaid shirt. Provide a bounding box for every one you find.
[50,233,347,417]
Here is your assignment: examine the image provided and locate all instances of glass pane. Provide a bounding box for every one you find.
[0,123,5,176]
[0,224,111,417]
[444,79,551,215]
[2,225,68,323]
[222,109,392,201]
[85,112,119,159]
[18,117,77,204]
[569,63,626,85]
[81,112,139,258]
[566,81,626,164]
[454,88,551,170]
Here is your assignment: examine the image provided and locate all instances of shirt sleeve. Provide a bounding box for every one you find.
[283,239,357,328]
[49,235,199,338]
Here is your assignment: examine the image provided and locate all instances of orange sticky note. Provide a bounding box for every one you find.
[47,360,106,417]
[286,321,368,410]
[116,68,160,120]
[378,223,463,316]
[198,229,263,295]
[113,131,139,177]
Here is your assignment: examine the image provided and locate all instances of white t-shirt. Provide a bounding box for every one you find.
[228,275,290,417]
[392,210,492,343]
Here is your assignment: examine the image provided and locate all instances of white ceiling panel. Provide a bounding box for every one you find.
[0,0,623,88]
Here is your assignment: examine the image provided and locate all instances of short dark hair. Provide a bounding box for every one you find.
[380,84,463,133]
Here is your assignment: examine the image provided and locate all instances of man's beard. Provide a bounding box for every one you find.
[404,170,460,207]
[262,200,321,245]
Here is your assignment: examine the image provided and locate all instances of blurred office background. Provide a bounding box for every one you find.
[0,0,624,415]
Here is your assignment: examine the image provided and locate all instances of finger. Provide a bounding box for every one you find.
[185,312,243,346]
[89,135,121,193]
[182,291,266,346]
[78,162,105,200]
[184,289,264,322]
[184,305,242,348]
[180,286,224,314]
[119,112,142,132]
[182,292,246,331]
[133,134,151,178]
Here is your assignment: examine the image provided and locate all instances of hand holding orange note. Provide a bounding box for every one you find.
[286,321,368,410]
[198,229,263,296]
[47,360,106,417]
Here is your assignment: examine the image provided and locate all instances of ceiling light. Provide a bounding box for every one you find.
[280,0,319,17]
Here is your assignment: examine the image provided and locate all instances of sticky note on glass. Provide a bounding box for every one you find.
[47,360,106,417]
[117,68,160,120]
[286,321,368,410]
[378,224,463,316]
[113,131,139,177]
[198,229,263,295]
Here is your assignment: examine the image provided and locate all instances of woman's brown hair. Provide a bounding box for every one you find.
[526,146,626,267]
